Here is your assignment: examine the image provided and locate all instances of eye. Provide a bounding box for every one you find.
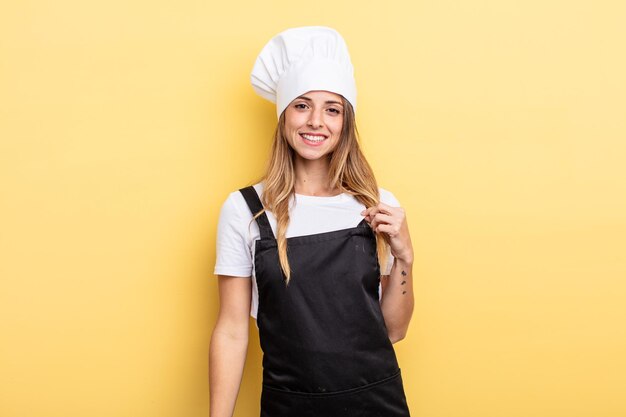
[327,108,341,115]
[294,103,308,109]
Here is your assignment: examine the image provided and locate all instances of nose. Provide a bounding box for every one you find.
[307,107,324,128]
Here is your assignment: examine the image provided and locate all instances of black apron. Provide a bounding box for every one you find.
[240,186,411,417]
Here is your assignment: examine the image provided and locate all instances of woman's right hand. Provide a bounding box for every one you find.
[209,275,252,417]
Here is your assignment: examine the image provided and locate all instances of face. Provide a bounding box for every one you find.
[282,90,345,163]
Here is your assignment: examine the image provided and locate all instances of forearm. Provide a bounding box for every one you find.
[209,328,248,417]
[380,256,414,343]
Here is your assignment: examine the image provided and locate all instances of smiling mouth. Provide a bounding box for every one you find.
[300,133,327,143]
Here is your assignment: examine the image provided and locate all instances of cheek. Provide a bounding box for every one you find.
[284,122,300,138]
[285,110,308,126]
[330,119,344,136]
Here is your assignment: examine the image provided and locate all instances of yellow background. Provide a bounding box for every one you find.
[1,0,625,416]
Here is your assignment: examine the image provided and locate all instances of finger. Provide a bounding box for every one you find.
[374,223,402,237]
[366,205,387,220]
[363,203,398,221]
[375,201,397,214]
[361,206,380,222]
[370,212,394,230]
[373,212,394,224]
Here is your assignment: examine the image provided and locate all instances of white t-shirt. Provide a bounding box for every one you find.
[213,182,401,319]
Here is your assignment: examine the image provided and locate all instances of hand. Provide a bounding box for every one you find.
[361,202,413,264]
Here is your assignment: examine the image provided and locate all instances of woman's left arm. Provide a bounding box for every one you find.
[361,202,414,344]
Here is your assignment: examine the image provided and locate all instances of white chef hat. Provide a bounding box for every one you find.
[250,26,357,118]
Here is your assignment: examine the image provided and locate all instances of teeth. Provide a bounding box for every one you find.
[302,134,326,142]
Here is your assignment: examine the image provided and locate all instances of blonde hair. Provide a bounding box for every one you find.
[251,98,389,285]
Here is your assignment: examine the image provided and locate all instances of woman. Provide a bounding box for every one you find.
[210,26,414,417]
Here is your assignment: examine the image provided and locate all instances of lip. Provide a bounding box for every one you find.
[299,132,328,138]
[299,132,328,147]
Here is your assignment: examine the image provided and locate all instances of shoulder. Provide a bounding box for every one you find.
[378,187,401,207]
[218,183,263,221]
[219,190,245,216]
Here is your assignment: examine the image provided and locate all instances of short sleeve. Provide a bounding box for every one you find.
[379,188,401,276]
[213,193,253,277]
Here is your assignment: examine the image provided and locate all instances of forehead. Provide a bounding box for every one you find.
[296,90,344,103]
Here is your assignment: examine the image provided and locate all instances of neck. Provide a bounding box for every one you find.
[293,155,340,196]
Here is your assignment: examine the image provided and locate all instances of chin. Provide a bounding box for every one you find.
[296,151,329,161]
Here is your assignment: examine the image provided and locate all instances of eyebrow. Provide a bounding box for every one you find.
[297,95,344,106]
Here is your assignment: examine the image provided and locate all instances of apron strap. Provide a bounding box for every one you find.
[239,186,275,240]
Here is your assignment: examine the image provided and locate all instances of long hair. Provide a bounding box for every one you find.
[251,98,390,285]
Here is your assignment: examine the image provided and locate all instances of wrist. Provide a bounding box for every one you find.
[394,253,413,266]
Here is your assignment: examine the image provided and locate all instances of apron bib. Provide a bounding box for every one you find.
[240,186,411,417]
